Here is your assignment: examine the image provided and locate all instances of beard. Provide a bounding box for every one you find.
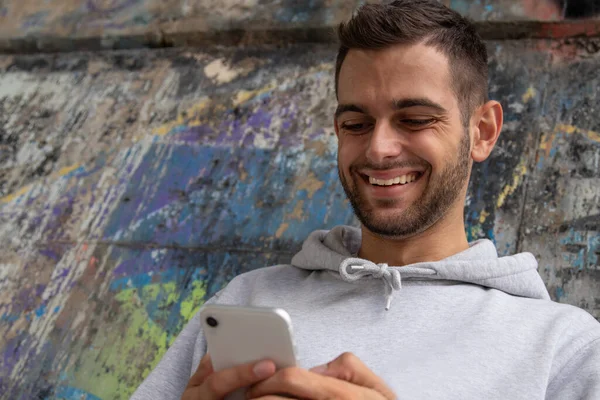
[339,131,471,238]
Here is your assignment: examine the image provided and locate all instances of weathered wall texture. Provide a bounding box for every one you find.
[1,0,600,52]
[0,1,599,399]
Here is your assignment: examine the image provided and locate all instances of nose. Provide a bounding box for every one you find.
[365,120,403,163]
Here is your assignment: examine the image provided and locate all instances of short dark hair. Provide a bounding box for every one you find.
[335,0,489,124]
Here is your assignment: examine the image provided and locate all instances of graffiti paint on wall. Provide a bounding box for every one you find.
[450,0,600,20]
[0,37,599,400]
[2,0,600,47]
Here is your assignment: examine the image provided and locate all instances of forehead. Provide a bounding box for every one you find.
[337,43,456,111]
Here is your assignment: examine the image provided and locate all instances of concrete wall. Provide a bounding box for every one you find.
[1,0,600,52]
[0,1,599,399]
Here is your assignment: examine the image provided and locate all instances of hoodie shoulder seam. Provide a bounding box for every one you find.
[547,336,600,387]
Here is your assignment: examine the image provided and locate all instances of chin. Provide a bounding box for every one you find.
[358,205,438,239]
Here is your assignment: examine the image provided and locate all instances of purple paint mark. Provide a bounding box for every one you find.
[86,0,138,14]
[172,125,215,143]
[56,267,70,280]
[308,127,325,140]
[35,284,46,297]
[112,254,152,277]
[2,334,24,373]
[39,249,60,261]
[247,109,273,129]
[21,11,50,29]
[13,288,38,313]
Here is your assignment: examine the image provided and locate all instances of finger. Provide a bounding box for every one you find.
[187,353,214,387]
[247,367,347,400]
[310,352,396,400]
[195,359,276,400]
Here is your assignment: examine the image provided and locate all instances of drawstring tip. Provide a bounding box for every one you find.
[385,297,392,311]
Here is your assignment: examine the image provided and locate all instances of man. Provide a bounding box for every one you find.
[133,1,600,399]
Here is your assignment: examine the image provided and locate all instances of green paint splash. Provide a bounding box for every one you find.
[64,279,206,399]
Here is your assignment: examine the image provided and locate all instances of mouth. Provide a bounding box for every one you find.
[359,171,424,188]
[351,169,427,201]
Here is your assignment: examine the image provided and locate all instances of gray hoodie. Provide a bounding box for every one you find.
[132,226,600,399]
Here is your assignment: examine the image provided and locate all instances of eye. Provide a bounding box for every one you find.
[401,119,435,127]
[341,122,372,134]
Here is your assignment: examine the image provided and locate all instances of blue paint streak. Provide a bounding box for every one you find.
[450,0,470,15]
[110,266,183,291]
[52,386,102,400]
[486,228,496,244]
[103,145,354,249]
[35,304,46,318]
[1,313,20,323]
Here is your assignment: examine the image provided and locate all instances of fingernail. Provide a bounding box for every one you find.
[253,360,274,379]
[310,364,328,374]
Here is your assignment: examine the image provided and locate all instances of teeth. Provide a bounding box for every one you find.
[368,173,418,186]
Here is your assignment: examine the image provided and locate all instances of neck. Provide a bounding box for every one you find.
[357,205,469,266]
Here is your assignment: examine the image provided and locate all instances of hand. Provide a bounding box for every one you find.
[181,354,277,400]
[246,352,396,399]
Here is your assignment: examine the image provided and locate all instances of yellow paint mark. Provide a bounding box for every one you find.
[58,163,80,176]
[296,172,325,199]
[539,132,550,151]
[555,124,600,142]
[180,280,207,322]
[540,124,600,160]
[154,66,329,138]
[0,185,32,204]
[153,98,210,136]
[238,162,248,182]
[1,163,81,204]
[304,139,328,157]
[497,159,527,208]
[275,223,289,239]
[290,200,305,221]
[234,80,278,106]
[479,210,490,224]
[522,86,537,103]
[470,224,483,240]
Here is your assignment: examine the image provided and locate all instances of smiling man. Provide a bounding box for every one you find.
[334,40,489,267]
[133,1,600,399]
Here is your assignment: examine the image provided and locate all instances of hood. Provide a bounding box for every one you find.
[291,226,550,310]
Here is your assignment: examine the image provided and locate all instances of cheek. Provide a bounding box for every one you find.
[338,141,360,169]
[408,136,441,168]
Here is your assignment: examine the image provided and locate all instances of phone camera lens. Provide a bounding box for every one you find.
[206,317,218,327]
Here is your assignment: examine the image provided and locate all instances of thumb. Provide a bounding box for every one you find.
[310,352,396,400]
[187,353,214,387]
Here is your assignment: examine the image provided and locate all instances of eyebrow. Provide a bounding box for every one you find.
[335,104,367,118]
[393,98,447,113]
[335,98,447,118]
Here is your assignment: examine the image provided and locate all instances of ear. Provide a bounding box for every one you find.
[471,100,503,162]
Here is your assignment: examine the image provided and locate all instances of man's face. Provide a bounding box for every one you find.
[335,43,472,238]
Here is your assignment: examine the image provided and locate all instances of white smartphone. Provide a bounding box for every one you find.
[200,304,297,376]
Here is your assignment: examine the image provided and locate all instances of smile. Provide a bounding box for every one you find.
[368,173,420,186]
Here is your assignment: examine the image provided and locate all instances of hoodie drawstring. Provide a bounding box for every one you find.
[339,258,402,311]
